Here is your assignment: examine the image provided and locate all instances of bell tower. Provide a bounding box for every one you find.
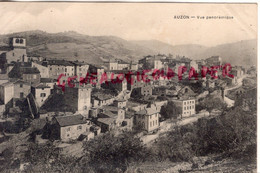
[10,37,26,49]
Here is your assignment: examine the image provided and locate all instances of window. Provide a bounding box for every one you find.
[190,106,191,109]
[67,127,71,132]
[13,52,15,56]
[20,84,23,88]
[184,102,186,105]
[153,121,154,126]
[20,39,24,44]
[184,107,186,110]
[67,134,70,137]
[20,93,24,98]
[77,125,82,130]
[79,68,82,71]
[15,38,19,43]
[40,93,46,97]
[150,122,152,127]
[156,120,157,125]
[65,68,67,72]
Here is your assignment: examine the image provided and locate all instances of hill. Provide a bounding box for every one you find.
[133,39,257,66]
[0,30,156,65]
[198,40,257,66]
[0,30,256,66]
[132,40,209,58]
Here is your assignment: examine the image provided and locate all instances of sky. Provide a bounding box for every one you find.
[0,3,257,47]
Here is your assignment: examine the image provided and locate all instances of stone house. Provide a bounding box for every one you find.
[32,61,50,78]
[63,84,92,117]
[31,84,52,108]
[51,114,95,141]
[70,61,89,81]
[171,98,196,118]
[8,62,41,85]
[134,104,160,133]
[0,80,31,104]
[46,59,75,79]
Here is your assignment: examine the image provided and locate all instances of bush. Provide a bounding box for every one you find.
[83,132,148,172]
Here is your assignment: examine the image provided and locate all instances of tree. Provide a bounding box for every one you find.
[82,132,147,172]
[160,101,182,120]
[199,95,227,113]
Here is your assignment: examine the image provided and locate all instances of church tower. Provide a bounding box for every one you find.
[10,37,26,49]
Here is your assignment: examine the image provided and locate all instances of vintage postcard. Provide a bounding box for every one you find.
[0,2,257,173]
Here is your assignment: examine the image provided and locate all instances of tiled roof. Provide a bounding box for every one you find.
[47,59,74,66]
[135,107,159,116]
[0,73,8,80]
[40,78,56,83]
[102,105,120,112]
[0,81,14,87]
[117,59,128,64]
[125,111,135,118]
[13,80,30,85]
[0,79,29,87]
[8,62,40,79]
[70,61,89,66]
[55,114,87,127]
[101,110,117,118]
[22,67,40,74]
[97,117,115,125]
[34,83,51,89]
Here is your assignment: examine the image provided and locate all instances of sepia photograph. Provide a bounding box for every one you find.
[0,2,257,172]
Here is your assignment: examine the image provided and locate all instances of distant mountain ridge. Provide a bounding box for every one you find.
[0,30,256,66]
[0,30,156,65]
[133,39,257,66]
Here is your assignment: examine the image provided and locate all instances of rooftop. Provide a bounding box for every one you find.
[1,79,30,87]
[55,114,88,127]
[135,107,159,116]
[102,105,120,112]
[22,67,40,74]
[100,110,118,118]
[70,61,89,66]
[97,117,115,125]
[40,78,56,83]
[0,73,8,80]
[34,83,51,89]
[47,59,74,66]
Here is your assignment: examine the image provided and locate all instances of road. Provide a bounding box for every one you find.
[141,111,210,145]
[223,75,246,107]
[141,76,247,145]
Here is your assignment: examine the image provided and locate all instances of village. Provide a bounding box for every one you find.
[0,37,257,171]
